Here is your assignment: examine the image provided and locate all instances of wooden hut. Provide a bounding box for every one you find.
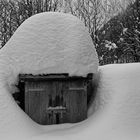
[16,73,93,125]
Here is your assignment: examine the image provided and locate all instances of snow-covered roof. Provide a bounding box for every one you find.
[0,12,98,95]
[1,12,98,78]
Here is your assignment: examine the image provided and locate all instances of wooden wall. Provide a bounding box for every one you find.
[24,78,87,125]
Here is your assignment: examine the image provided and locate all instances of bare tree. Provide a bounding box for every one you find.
[0,0,63,47]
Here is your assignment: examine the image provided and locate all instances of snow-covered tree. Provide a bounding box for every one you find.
[97,0,139,64]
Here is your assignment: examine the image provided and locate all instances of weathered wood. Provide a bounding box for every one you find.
[20,74,91,125]
[19,73,93,81]
[68,80,87,123]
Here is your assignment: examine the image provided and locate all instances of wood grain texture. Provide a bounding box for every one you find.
[24,75,88,125]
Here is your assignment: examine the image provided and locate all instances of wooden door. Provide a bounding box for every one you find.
[25,81,49,124]
[46,81,68,124]
[25,81,68,125]
[25,79,87,125]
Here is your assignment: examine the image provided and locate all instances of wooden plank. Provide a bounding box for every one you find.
[40,81,51,125]
[69,87,86,91]
[25,82,29,114]
[28,90,40,124]
[60,81,69,124]
[19,73,92,81]
[68,80,87,123]
[28,89,45,92]
[24,81,47,124]
[44,81,69,124]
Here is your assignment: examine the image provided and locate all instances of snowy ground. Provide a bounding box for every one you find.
[28,63,140,140]
[0,63,140,140]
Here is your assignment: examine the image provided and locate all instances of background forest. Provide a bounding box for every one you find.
[0,0,139,65]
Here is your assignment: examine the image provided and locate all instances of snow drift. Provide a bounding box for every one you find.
[29,63,140,140]
[1,61,140,140]
[0,11,140,140]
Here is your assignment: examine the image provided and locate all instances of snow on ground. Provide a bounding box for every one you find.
[0,12,140,140]
[0,63,140,140]
[28,63,140,140]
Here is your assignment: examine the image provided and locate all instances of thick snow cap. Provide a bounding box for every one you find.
[1,12,98,81]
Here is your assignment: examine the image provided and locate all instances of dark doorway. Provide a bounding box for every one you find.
[56,113,60,124]
[13,81,25,111]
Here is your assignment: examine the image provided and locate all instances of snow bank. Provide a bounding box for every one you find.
[28,63,140,140]
[1,62,140,140]
[0,59,140,140]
